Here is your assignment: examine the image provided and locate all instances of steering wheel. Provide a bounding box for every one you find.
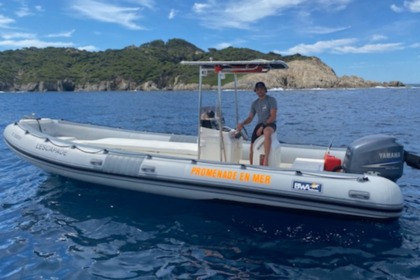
[234,127,249,140]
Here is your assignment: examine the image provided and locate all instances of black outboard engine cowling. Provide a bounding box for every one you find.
[343,135,404,181]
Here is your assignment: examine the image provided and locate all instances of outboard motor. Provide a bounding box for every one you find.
[343,135,404,181]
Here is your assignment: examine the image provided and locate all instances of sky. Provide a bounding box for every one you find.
[0,0,419,84]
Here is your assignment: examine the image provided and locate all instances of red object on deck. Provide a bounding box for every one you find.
[324,154,342,171]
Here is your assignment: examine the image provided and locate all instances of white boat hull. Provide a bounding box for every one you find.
[3,118,404,220]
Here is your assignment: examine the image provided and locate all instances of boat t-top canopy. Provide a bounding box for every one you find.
[181,59,288,161]
[180,59,288,73]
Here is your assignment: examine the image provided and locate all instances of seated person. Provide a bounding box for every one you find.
[236,82,277,165]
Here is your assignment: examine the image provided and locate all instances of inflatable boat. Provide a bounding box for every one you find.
[3,60,417,220]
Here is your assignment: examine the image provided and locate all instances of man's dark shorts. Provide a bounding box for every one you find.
[251,123,277,143]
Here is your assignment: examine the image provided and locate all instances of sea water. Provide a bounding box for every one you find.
[1,88,419,279]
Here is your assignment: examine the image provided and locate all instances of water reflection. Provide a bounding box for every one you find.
[26,175,405,278]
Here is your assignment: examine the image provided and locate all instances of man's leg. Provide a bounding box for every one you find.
[262,127,274,166]
[249,143,254,165]
[250,124,263,165]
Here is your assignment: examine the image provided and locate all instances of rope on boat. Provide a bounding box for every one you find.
[17,122,107,155]
[231,162,368,182]
[46,137,107,154]
[293,169,369,182]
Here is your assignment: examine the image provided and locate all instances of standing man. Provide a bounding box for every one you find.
[237,82,277,165]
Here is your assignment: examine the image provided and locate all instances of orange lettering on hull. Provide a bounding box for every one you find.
[190,167,271,186]
[252,174,271,184]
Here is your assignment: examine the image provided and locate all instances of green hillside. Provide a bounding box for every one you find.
[0,38,306,91]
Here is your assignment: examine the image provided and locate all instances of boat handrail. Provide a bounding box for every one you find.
[180,59,288,73]
[181,59,288,162]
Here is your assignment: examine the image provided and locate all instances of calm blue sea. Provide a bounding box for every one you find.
[1,88,420,279]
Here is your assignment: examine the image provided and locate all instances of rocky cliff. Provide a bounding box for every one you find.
[175,57,404,90]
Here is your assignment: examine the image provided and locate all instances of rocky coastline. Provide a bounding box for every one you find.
[2,57,404,92]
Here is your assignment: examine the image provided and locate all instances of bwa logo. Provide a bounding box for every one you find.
[292,181,322,193]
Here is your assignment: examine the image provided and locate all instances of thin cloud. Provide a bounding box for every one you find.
[214,42,232,49]
[405,0,420,12]
[191,0,352,30]
[15,6,31,17]
[46,30,76,38]
[124,0,155,10]
[14,1,45,17]
[370,34,388,41]
[315,0,352,11]
[0,30,87,50]
[191,0,307,29]
[306,25,351,35]
[333,43,404,53]
[212,38,247,50]
[391,0,420,13]
[279,39,404,55]
[192,3,211,14]
[78,45,97,51]
[0,39,74,49]
[280,38,357,55]
[71,0,149,30]
[0,15,15,28]
[390,4,404,12]
[0,31,95,50]
[1,32,36,40]
[168,9,176,19]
